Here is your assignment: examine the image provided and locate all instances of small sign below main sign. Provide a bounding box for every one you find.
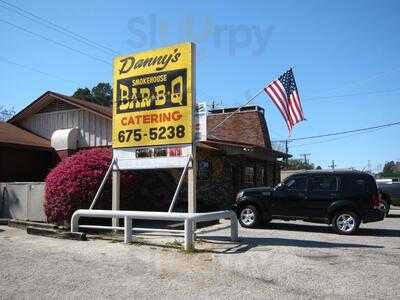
[195,102,207,143]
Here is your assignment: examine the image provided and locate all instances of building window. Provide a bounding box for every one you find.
[243,166,254,185]
[198,160,211,180]
[257,167,265,186]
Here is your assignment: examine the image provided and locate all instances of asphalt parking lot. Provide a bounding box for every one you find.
[1,210,399,299]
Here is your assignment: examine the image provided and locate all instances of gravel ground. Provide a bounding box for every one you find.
[0,211,399,299]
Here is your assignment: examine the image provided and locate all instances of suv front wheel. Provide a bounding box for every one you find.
[332,211,360,235]
[238,205,260,228]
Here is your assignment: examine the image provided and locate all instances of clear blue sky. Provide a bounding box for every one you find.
[1,0,399,171]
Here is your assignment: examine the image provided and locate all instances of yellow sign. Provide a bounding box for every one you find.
[112,42,194,148]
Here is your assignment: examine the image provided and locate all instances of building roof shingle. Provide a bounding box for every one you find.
[207,109,272,148]
[0,122,51,150]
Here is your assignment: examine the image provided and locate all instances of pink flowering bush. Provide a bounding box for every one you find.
[44,148,137,223]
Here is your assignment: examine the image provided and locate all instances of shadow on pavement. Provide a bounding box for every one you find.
[357,228,400,237]
[253,222,400,237]
[387,214,400,218]
[200,235,383,254]
[258,222,330,233]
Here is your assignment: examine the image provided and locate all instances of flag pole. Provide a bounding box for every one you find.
[208,66,295,136]
[208,87,266,134]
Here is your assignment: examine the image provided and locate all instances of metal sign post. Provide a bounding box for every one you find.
[111,42,197,228]
[74,43,239,249]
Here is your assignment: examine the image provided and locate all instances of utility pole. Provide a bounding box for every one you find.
[329,160,336,169]
[285,140,289,166]
[299,153,311,165]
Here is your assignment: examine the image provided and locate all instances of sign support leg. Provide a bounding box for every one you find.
[188,146,197,239]
[188,160,196,213]
[112,169,120,228]
[168,155,192,213]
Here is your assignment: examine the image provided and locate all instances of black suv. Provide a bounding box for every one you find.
[233,170,385,234]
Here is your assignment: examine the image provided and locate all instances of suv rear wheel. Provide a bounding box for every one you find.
[332,211,360,235]
[238,205,260,228]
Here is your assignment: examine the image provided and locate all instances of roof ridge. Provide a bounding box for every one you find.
[9,91,112,124]
[49,92,112,116]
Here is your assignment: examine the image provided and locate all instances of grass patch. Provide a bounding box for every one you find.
[165,239,183,249]
[130,237,147,246]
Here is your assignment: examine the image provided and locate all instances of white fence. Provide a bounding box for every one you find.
[71,209,239,250]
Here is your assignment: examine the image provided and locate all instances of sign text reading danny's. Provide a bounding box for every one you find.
[112,43,194,148]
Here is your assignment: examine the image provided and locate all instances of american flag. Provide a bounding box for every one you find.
[264,68,305,134]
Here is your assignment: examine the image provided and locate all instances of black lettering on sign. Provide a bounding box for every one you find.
[118,48,181,74]
[116,69,187,114]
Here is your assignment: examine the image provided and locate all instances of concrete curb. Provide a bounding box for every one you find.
[60,232,87,241]
[26,226,87,241]
[27,226,58,237]
[9,219,58,230]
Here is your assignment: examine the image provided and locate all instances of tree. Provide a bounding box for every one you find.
[285,158,315,170]
[72,82,112,106]
[0,105,15,121]
[72,87,93,102]
[91,82,112,106]
[382,161,400,176]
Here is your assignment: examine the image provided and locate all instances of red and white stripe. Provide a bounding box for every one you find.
[288,90,304,124]
[264,81,304,134]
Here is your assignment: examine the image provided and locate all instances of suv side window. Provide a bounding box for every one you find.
[310,176,338,192]
[285,176,307,191]
[343,175,373,195]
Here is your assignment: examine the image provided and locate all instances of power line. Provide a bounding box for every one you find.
[290,127,384,148]
[303,87,400,101]
[274,120,400,143]
[310,65,400,96]
[0,0,117,55]
[0,56,83,85]
[0,19,110,65]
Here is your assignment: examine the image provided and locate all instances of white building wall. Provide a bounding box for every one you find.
[20,109,112,148]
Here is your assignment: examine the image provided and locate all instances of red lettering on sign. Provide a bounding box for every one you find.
[168,147,182,156]
[143,115,151,124]
[172,111,182,121]
[120,111,184,126]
